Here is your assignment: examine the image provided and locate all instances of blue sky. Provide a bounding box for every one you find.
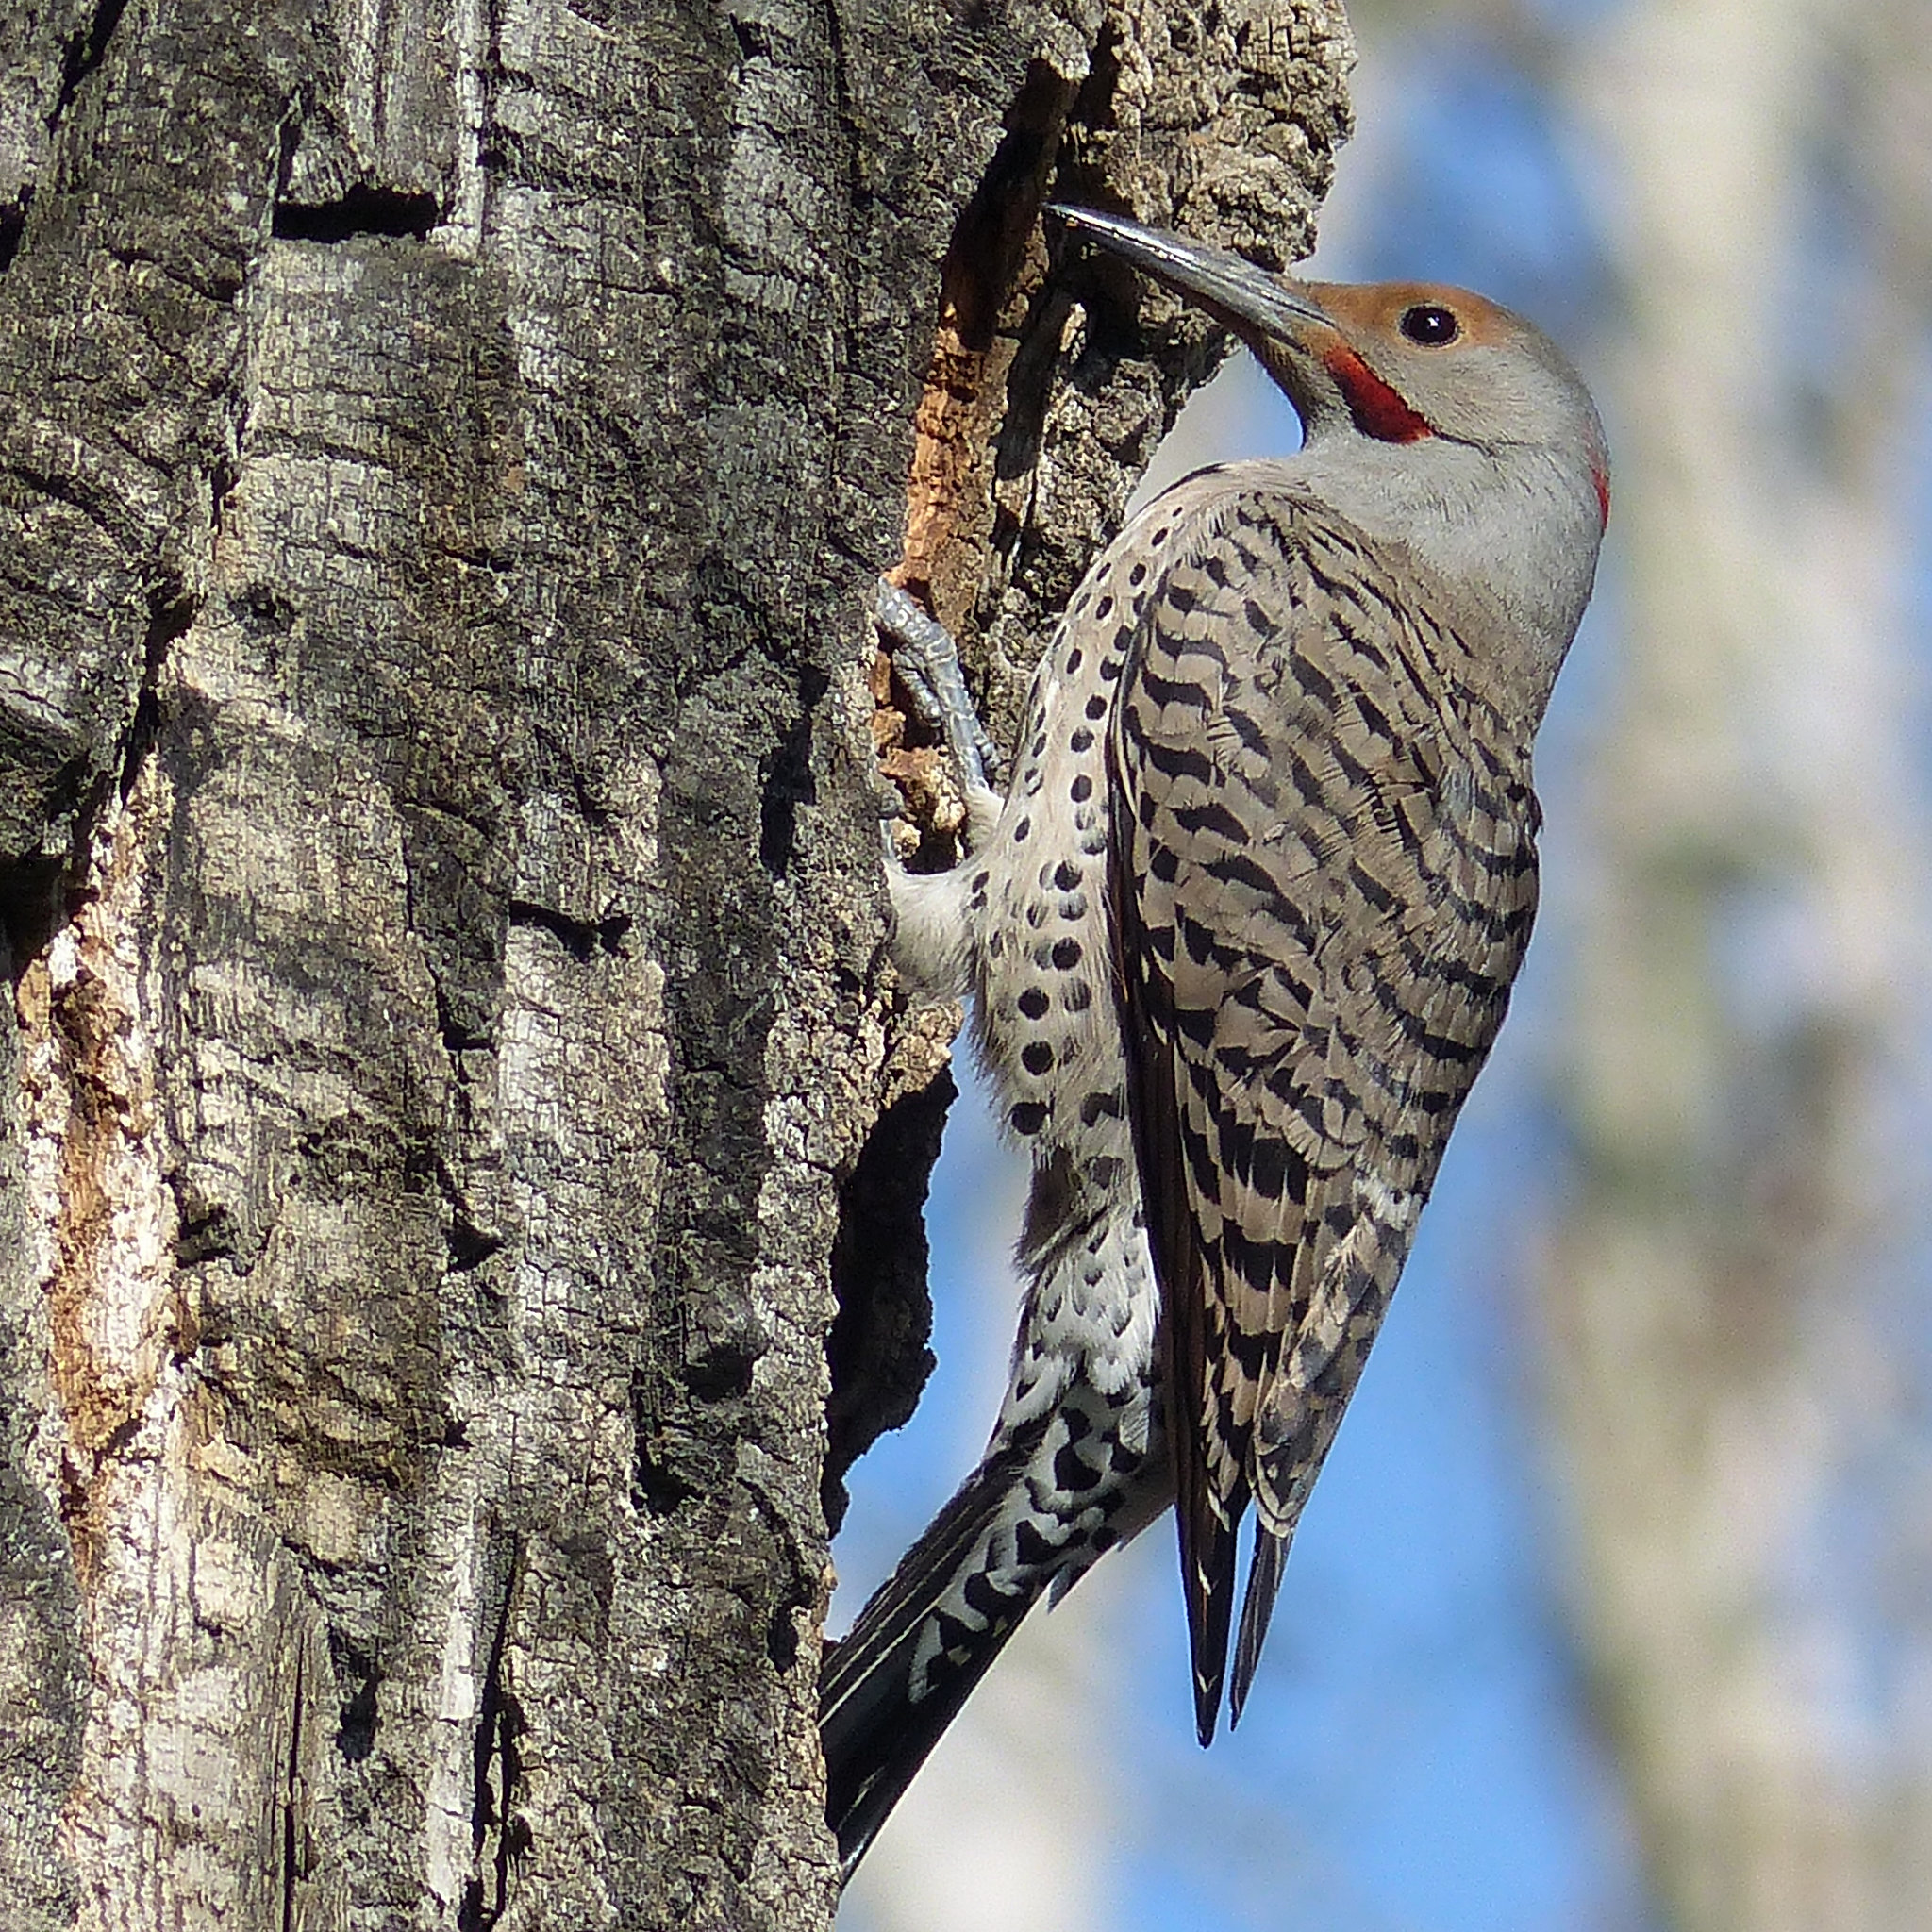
[838,1032,1652,1931]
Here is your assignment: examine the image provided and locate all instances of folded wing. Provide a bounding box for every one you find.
[1108,488,1542,1740]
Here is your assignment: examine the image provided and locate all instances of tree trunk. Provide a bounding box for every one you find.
[0,3,1352,1927]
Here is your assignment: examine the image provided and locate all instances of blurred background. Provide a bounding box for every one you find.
[837,0,1932,1924]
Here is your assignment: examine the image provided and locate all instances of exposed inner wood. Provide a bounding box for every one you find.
[876,64,1077,849]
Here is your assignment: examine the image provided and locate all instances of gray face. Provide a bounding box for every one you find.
[1055,207,1606,503]
[1051,208,1608,686]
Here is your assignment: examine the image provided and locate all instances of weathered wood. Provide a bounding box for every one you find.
[0,1,1351,1925]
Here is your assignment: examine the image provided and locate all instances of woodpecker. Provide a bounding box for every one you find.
[825,205,1609,1878]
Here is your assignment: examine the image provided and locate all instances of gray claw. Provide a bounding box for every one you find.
[875,578,1002,792]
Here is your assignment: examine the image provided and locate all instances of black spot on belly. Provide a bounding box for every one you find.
[1022,1041,1054,1075]
[1010,1100,1048,1136]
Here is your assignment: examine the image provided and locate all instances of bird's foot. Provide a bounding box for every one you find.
[875,578,1002,794]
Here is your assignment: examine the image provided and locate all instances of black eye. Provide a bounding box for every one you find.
[1399,303,1460,346]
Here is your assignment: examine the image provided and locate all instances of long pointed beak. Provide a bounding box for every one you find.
[1046,204,1334,345]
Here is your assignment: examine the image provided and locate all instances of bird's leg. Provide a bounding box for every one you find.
[872,577,1004,997]
[875,578,1003,800]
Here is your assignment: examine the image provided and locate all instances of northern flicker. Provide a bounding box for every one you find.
[824,204,1609,1877]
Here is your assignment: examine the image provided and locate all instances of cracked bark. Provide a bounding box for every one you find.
[0,2,1350,1927]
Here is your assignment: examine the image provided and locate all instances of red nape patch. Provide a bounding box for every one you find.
[1322,345,1432,443]
[1592,462,1612,528]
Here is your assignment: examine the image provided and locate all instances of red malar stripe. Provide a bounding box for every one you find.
[1322,344,1432,443]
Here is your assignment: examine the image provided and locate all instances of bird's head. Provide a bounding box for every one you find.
[1050,205,1609,694]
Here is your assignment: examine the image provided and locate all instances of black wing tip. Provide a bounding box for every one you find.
[1178,1511,1240,1750]
[1229,1526,1288,1729]
[1192,1666,1223,1747]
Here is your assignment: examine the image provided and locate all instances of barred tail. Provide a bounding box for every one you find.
[822,1374,1165,1879]
[821,1421,1051,1878]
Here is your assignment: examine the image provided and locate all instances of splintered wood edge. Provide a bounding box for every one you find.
[876,65,1078,849]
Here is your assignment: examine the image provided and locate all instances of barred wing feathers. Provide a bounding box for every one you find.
[1107,488,1541,1740]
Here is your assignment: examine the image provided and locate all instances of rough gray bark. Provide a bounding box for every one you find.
[0,2,1351,1928]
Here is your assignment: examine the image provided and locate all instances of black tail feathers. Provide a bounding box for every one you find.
[821,1424,1049,1879]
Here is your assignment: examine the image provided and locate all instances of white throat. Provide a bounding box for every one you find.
[1287,429,1604,708]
